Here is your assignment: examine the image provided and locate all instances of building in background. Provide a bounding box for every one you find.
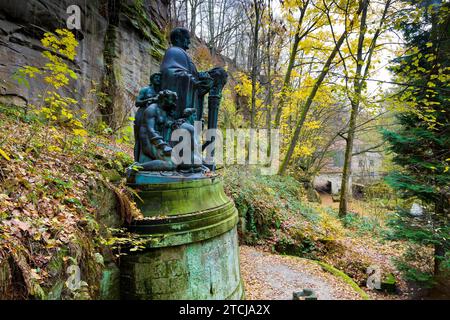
[314,139,384,195]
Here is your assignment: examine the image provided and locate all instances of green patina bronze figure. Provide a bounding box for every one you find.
[134,72,162,161]
[135,72,161,109]
[160,27,213,121]
[131,27,228,174]
[133,89,177,171]
[133,89,203,172]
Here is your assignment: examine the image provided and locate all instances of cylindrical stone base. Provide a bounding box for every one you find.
[121,226,243,299]
[121,173,243,300]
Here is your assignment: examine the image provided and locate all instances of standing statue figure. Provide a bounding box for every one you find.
[160,27,213,121]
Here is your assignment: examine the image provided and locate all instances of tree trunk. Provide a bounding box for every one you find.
[190,1,197,34]
[338,0,369,216]
[208,0,215,47]
[338,0,391,216]
[265,0,273,155]
[432,241,450,297]
[338,101,358,216]
[274,0,309,128]
[277,0,368,175]
[278,26,349,175]
[250,0,261,128]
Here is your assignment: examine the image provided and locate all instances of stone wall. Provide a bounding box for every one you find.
[314,173,352,195]
[0,0,169,127]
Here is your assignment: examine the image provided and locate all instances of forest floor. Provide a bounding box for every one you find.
[316,193,433,300]
[222,168,435,300]
[239,245,362,300]
[0,105,139,299]
[240,243,425,300]
[0,105,435,300]
[238,193,432,300]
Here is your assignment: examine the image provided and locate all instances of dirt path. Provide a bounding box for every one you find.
[239,246,362,300]
[319,192,339,208]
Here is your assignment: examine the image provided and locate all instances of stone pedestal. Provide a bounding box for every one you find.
[121,172,244,300]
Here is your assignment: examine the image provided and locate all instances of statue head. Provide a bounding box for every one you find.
[157,90,178,110]
[170,27,191,50]
[150,72,161,90]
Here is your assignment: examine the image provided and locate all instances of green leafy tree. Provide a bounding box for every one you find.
[383,0,450,292]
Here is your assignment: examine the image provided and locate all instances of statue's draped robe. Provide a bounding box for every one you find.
[160,46,200,120]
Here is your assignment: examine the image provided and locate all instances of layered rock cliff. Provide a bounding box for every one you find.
[0,0,169,127]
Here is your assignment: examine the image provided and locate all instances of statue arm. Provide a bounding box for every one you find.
[136,87,159,108]
[169,67,199,86]
[182,108,196,118]
[136,88,149,108]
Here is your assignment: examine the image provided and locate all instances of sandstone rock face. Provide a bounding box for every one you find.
[0,0,169,127]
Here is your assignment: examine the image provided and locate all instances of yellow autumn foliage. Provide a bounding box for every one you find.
[13,29,89,150]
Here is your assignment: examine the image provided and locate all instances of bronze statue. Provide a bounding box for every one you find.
[160,27,213,121]
[135,72,161,108]
[134,72,161,161]
[131,27,228,174]
[134,90,177,171]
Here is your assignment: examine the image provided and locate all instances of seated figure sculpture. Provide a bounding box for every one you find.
[134,89,176,171]
[133,89,203,172]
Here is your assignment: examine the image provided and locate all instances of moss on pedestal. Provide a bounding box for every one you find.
[121,176,244,300]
